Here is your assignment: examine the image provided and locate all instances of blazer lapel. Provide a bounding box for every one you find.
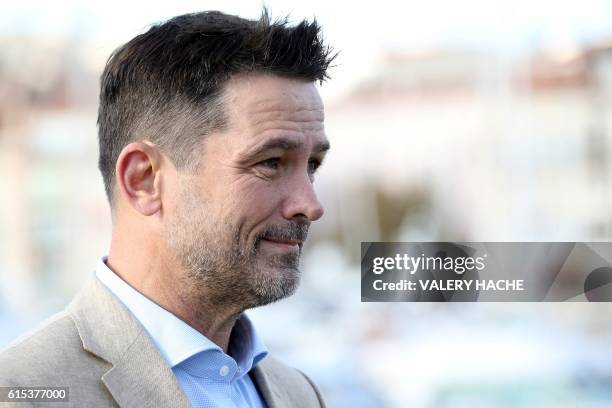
[101,330,190,407]
[67,277,191,408]
[251,363,283,408]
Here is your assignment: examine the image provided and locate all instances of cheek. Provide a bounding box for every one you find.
[225,183,280,221]
[218,180,284,242]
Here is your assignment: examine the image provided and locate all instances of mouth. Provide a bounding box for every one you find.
[261,237,302,250]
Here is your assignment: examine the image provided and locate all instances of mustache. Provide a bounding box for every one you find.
[255,221,310,244]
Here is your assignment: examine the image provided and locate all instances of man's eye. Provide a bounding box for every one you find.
[308,159,321,174]
[258,158,281,170]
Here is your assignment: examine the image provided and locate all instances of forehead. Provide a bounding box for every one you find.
[222,74,325,139]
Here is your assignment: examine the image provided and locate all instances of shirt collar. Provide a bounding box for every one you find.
[95,256,268,373]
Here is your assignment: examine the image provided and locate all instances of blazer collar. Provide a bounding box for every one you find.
[67,277,191,408]
[66,277,286,408]
[250,357,319,408]
[250,364,283,408]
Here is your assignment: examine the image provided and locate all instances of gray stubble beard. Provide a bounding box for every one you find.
[165,185,302,314]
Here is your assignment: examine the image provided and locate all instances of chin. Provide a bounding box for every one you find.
[248,266,301,308]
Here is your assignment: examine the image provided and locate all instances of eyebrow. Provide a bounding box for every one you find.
[244,137,331,159]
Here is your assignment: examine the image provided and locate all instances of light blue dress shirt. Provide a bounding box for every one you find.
[95,256,268,408]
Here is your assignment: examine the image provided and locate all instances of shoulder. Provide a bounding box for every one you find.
[0,311,108,385]
[257,355,326,407]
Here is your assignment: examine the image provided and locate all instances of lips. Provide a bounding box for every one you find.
[262,237,301,246]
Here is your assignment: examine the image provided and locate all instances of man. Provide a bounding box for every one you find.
[0,10,334,407]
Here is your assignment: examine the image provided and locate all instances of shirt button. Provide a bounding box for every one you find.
[219,365,230,377]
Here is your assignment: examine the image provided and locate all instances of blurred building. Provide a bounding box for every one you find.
[0,37,107,317]
[323,43,612,250]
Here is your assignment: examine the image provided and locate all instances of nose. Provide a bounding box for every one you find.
[281,175,324,222]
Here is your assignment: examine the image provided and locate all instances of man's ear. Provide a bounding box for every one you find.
[115,141,163,216]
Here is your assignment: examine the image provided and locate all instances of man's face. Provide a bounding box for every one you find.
[165,74,329,310]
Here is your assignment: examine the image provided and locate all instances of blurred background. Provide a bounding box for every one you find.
[2,0,612,406]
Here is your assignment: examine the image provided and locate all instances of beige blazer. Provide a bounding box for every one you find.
[0,278,325,407]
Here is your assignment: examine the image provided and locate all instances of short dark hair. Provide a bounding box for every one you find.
[97,9,335,206]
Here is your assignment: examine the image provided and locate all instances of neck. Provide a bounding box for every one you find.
[107,237,243,353]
